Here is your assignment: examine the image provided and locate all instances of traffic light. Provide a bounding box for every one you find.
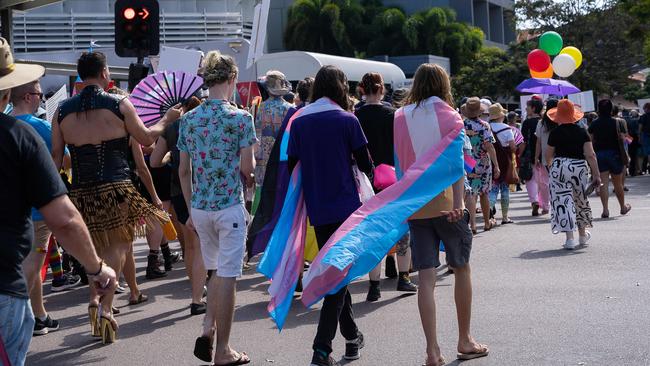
[115,0,160,58]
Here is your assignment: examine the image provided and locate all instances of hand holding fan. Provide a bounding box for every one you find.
[130,71,204,126]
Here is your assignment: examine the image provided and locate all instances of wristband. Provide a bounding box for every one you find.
[88,260,103,277]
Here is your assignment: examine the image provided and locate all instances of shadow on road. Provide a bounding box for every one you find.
[517,248,585,260]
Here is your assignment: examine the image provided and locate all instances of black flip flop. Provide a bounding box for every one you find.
[193,336,213,363]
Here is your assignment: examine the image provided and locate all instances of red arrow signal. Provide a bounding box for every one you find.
[138,8,149,19]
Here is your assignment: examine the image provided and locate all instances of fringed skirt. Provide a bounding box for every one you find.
[69,180,169,253]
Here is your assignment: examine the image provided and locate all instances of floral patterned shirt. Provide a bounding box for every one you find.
[177,99,258,211]
[254,96,292,185]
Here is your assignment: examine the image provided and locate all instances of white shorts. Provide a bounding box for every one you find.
[191,204,248,278]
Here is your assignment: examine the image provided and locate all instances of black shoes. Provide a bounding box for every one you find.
[190,302,207,316]
[532,202,540,216]
[396,275,418,292]
[344,332,365,360]
[366,281,381,302]
[33,314,59,336]
[161,244,180,272]
[146,253,167,279]
[310,351,340,366]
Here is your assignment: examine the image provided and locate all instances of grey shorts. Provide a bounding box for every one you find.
[408,210,473,270]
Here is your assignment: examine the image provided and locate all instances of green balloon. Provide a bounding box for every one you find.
[539,31,563,56]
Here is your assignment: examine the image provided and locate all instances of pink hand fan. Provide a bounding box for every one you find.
[130,71,204,126]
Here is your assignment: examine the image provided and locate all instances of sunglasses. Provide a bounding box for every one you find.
[26,92,44,101]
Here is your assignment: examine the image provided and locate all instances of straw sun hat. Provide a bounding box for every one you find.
[0,37,44,91]
[547,99,584,124]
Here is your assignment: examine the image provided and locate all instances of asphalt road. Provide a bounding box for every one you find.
[27,175,650,366]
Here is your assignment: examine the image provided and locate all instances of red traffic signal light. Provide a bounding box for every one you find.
[123,8,135,20]
[115,0,159,58]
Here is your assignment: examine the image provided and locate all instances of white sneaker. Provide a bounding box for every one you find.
[579,231,592,246]
[563,239,577,250]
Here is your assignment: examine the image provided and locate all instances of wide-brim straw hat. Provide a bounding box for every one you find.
[547,99,584,124]
[488,103,507,121]
[0,38,44,91]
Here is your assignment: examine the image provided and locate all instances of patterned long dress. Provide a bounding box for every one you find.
[464,117,496,195]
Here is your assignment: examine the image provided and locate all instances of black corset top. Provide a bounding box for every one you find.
[69,136,131,187]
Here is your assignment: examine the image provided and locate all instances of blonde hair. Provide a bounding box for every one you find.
[406,63,454,108]
[200,51,238,87]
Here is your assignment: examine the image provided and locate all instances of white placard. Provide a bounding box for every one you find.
[46,85,68,123]
[247,0,270,69]
[568,90,595,112]
[158,46,204,74]
[637,98,650,110]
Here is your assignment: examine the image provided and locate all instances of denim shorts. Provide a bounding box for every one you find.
[0,294,34,366]
[596,149,624,175]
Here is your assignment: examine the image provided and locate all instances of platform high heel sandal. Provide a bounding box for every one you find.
[100,315,117,344]
[88,305,100,337]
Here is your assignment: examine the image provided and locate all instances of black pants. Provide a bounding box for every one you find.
[312,221,359,355]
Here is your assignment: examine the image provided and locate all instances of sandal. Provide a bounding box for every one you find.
[484,221,493,232]
[621,204,632,215]
[457,344,489,360]
[193,335,214,363]
[502,219,514,225]
[215,352,251,366]
[128,293,148,306]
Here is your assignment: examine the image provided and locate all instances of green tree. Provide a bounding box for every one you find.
[283,0,355,56]
[367,7,483,74]
[452,46,527,100]
[515,1,643,96]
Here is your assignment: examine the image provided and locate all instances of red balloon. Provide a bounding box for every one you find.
[527,49,551,73]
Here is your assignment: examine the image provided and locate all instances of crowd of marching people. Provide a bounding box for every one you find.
[0,40,642,366]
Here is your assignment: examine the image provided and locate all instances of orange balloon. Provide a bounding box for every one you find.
[530,64,553,78]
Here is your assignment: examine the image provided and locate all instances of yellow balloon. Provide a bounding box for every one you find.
[530,64,553,78]
[560,46,583,69]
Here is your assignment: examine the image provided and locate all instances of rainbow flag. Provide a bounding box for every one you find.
[301,97,465,307]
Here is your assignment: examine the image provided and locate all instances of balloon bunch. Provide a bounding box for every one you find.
[526,31,583,79]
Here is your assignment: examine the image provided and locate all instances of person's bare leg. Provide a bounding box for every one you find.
[24,251,47,318]
[122,245,144,302]
[185,227,206,304]
[479,193,492,227]
[146,224,163,251]
[465,194,477,232]
[201,273,218,339]
[396,249,411,273]
[453,264,487,355]
[599,172,611,217]
[611,173,626,211]
[100,241,130,320]
[369,262,382,282]
[417,267,442,365]
[212,276,248,364]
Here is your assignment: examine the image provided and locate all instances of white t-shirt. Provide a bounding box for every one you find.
[535,122,552,165]
[490,122,514,147]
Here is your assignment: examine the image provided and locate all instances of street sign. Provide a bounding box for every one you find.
[114,0,160,58]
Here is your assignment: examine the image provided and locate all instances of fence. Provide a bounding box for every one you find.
[11,11,249,53]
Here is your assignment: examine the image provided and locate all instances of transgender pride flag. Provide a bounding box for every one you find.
[301,96,466,307]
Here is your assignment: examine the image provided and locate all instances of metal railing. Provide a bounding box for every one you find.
[11,10,248,53]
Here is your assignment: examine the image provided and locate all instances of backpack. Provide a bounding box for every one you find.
[493,127,519,184]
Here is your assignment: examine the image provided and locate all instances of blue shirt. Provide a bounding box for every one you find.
[288,109,368,226]
[15,114,68,221]
[177,100,257,211]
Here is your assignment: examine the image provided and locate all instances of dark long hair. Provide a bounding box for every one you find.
[310,65,350,110]
[598,99,613,118]
[541,98,559,132]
